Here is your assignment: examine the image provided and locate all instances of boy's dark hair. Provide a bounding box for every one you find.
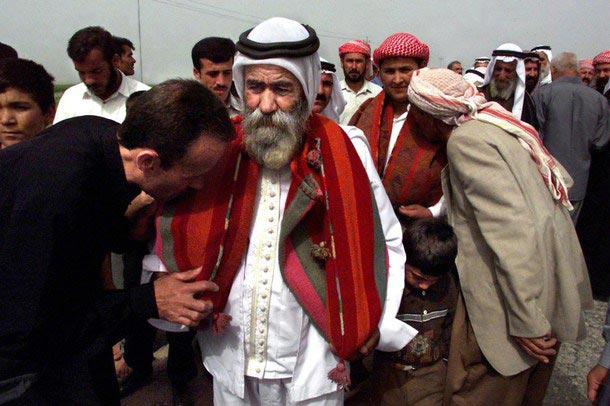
[0,42,18,60]
[118,79,235,169]
[191,37,236,70]
[0,58,55,113]
[112,36,135,56]
[404,218,457,277]
[67,26,115,64]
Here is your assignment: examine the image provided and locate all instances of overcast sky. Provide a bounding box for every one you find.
[2,0,608,84]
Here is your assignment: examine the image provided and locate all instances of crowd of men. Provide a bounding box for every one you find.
[1,16,610,406]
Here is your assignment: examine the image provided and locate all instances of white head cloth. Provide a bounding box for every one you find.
[319,57,347,122]
[482,43,527,120]
[463,67,487,86]
[233,17,321,112]
[532,45,553,85]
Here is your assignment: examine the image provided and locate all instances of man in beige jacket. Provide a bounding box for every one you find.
[407,68,593,405]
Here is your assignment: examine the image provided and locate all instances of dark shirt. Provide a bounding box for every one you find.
[479,84,540,130]
[0,116,157,404]
[386,274,457,367]
[532,75,610,200]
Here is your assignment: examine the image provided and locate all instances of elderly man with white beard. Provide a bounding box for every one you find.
[532,45,553,86]
[478,43,540,130]
[146,17,414,405]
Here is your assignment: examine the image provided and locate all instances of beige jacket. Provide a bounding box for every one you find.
[442,120,593,376]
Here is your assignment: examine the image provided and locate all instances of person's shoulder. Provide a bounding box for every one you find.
[53,115,120,132]
[366,80,383,95]
[448,120,502,151]
[338,124,371,152]
[125,76,151,92]
[44,116,119,149]
[59,82,87,99]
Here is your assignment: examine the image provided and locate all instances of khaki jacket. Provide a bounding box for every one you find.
[442,120,593,376]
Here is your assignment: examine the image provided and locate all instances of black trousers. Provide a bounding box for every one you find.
[122,242,198,385]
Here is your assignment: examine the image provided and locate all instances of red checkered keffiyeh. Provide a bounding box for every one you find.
[407,68,572,210]
[373,33,429,67]
[338,40,371,57]
[593,50,610,67]
[579,59,594,70]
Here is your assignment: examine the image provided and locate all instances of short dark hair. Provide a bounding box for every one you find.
[67,26,115,64]
[403,218,457,277]
[379,56,425,69]
[0,42,18,60]
[112,36,135,56]
[125,90,147,113]
[0,58,55,113]
[191,37,236,70]
[447,60,461,69]
[118,79,235,168]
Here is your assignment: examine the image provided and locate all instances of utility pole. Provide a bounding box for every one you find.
[137,0,144,82]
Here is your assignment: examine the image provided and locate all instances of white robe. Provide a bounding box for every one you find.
[145,126,415,402]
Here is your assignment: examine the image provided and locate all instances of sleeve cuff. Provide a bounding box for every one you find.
[128,282,159,320]
[428,195,445,218]
[599,343,610,369]
[376,317,418,352]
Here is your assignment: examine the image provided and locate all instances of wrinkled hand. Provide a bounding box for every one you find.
[513,331,557,364]
[153,267,218,327]
[398,204,433,219]
[587,364,609,402]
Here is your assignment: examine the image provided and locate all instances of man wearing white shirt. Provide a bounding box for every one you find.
[54,26,149,125]
[150,17,415,405]
[338,40,382,125]
[349,33,445,228]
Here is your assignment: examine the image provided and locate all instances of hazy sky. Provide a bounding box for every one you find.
[2,0,608,84]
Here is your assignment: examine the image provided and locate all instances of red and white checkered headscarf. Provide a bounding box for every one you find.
[338,40,371,57]
[579,59,594,71]
[373,33,429,68]
[408,68,572,209]
[593,50,610,67]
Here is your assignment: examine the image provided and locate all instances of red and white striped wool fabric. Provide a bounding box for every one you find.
[407,68,572,210]
[373,33,429,67]
[593,50,610,66]
[338,40,371,57]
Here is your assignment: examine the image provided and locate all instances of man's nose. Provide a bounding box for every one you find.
[217,73,231,87]
[84,74,97,86]
[258,91,278,114]
[0,109,15,125]
[189,178,206,190]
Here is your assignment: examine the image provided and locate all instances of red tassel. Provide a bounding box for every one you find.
[327,360,351,390]
[212,312,232,334]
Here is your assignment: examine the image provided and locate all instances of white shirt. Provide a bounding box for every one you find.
[339,79,382,125]
[53,71,150,124]
[384,110,409,169]
[143,125,415,402]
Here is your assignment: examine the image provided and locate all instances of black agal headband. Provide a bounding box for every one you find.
[321,60,336,72]
[236,24,320,59]
[492,49,527,59]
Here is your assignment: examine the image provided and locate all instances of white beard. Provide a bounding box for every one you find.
[242,99,309,170]
[540,64,550,80]
[490,76,518,100]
